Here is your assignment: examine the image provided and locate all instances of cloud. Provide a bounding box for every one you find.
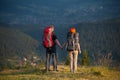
[100,6,103,9]
[0,13,15,17]
[17,5,30,10]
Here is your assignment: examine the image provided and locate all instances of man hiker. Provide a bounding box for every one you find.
[43,25,62,72]
[63,27,81,73]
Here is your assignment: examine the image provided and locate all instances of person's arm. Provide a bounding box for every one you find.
[62,41,67,48]
[55,39,62,49]
[78,43,81,54]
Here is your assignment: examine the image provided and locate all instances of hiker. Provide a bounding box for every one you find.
[63,27,81,73]
[43,25,62,72]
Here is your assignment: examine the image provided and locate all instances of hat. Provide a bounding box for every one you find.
[70,27,76,33]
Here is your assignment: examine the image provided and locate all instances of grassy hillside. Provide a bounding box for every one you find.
[0,26,39,69]
[0,65,119,80]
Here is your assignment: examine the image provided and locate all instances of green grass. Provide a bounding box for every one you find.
[0,65,120,80]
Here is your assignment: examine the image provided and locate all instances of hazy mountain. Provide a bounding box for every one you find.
[0,0,120,27]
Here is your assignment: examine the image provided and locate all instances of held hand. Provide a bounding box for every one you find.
[60,46,63,50]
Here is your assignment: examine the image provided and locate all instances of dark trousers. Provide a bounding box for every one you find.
[46,52,57,71]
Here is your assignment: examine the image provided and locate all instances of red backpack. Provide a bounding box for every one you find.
[43,27,54,48]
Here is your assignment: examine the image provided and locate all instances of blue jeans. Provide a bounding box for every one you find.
[46,52,57,72]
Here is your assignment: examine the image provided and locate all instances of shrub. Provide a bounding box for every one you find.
[65,55,70,65]
[81,49,90,66]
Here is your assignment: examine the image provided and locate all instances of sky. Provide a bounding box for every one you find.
[0,0,120,27]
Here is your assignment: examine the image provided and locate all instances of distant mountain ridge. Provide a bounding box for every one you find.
[0,18,120,68]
